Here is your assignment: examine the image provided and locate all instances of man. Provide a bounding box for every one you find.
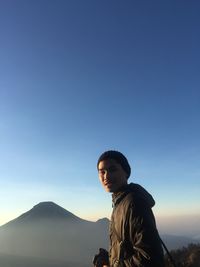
[93,150,164,267]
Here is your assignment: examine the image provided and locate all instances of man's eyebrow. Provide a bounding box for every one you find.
[98,165,116,171]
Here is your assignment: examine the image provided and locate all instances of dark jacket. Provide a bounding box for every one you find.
[109,183,164,267]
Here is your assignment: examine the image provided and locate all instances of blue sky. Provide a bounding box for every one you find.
[0,0,200,228]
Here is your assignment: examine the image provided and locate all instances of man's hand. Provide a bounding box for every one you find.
[93,248,109,267]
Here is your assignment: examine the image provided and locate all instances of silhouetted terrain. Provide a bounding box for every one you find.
[164,243,200,267]
[0,202,199,267]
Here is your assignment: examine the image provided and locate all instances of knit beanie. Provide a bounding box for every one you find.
[97,150,131,179]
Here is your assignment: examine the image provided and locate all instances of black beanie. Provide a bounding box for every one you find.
[97,150,131,178]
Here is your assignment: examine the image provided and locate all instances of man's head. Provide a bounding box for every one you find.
[97,150,131,193]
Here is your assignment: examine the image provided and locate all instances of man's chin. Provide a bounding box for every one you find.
[104,185,114,193]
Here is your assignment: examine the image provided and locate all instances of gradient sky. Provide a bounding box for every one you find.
[0,0,200,228]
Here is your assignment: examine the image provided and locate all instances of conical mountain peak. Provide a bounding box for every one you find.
[22,201,81,220]
[33,201,65,212]
[2,201,82,227]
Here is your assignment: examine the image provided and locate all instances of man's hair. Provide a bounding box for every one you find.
[97,150,131,178]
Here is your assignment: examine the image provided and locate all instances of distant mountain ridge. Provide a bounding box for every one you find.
[161,234,200,251]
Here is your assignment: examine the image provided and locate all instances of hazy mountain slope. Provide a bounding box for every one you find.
[0,252,87,267]
[0,202,109,265]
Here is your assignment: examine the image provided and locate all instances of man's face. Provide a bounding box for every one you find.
[98,159,128,193]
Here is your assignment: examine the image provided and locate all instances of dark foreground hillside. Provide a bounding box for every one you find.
[165,243,200,267]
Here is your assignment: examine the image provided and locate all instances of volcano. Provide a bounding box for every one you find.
[0,202,109,267]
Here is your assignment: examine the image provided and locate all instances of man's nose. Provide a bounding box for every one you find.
[105,170,111,179]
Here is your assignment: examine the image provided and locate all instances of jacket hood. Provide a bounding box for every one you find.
[128,183,155,207]
[112,183,155,208]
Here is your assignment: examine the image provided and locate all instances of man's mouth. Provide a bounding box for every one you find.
[104,182,113,187]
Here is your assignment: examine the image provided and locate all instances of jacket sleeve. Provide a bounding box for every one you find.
[124,201,164,267]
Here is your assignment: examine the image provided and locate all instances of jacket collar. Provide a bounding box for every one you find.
[112,184,130,207]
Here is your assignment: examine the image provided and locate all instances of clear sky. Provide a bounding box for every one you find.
[0,0,200,228]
